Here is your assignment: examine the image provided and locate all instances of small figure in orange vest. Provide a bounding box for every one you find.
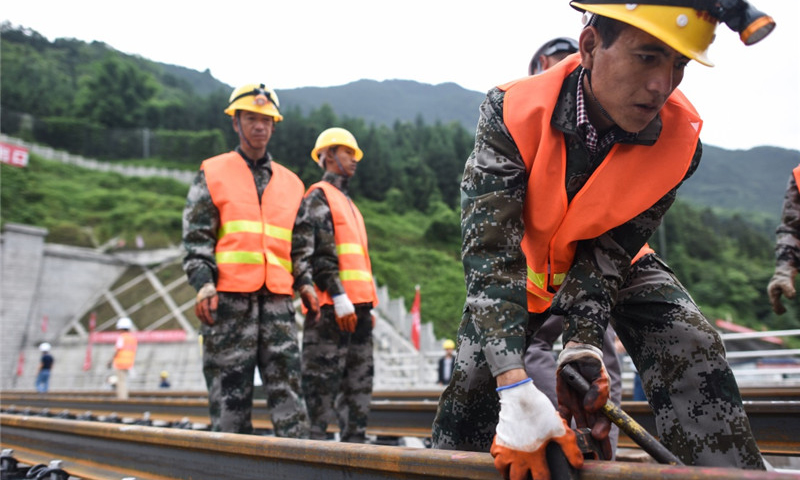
[432,1,773,478]
[108,317,137,400]
[182,83,313,438]
[768,165,800,314]
[295,127,378,443]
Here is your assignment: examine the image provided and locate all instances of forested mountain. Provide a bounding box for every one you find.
[2,22,800,341]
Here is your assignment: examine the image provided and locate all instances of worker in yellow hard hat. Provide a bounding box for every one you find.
[437,339,456,386]
[295,127,378,443]
[431,1,774,478]
[182,83,314,438]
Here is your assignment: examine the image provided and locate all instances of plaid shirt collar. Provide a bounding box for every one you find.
[576,69,639,154]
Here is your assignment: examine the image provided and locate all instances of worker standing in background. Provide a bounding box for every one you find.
[295,127,378,443]
[182,83,316,438]
[432,2,773,478]
[438,339,456,386]
[768,165,800,314]
[35,342,54,393]
[108,317,137,400]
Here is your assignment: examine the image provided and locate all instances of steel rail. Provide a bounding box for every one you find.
[2,395,799,456]
[2,414,798,480]
[7,385,800,400]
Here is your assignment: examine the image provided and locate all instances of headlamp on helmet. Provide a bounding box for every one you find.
[225,83,284,122]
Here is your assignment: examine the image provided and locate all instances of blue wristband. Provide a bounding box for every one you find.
[496,377,533,392]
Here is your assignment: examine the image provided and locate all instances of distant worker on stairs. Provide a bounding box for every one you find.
[767,164,800,315]
[181,83,315,438]
[295,127,378,443]
[108,317,137,400]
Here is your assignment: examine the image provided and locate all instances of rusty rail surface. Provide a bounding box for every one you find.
[2,393,798,455]
[2,414,798,480]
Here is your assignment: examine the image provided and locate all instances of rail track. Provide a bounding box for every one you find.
[2,391,799,455]
[2,413,799,480]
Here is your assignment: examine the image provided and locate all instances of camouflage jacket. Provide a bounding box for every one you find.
[774,169,800,270]
[291,171,350,297]
[461,66,701,376]
[181,147,309,293]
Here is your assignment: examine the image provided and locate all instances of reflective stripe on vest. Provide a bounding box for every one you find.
[202,152,304,294]
[112,332,137,370]
[499,54,701,313]
[307,181,378,307]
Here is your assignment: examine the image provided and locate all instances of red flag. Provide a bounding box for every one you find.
[16,351,25,377]
[410,285,421,350]
[41,315,49,333]
[83,312,96,371]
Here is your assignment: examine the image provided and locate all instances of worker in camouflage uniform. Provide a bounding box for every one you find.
[767,165,800,315]
[432,2,773,479]
[182,83,317,438]
[295,127,378,443]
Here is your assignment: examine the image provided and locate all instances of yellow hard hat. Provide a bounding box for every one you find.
[311,127,364,164]
[160,371,169,378]
[443,339,456,350]
[571,2,717,66]
[224,83,283,122]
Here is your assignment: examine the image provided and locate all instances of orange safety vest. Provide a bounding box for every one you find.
[113,332,137,370]
[499,54,702,313]
[202,152,304,294]
[306,181,378,307]
[793,165,800,193]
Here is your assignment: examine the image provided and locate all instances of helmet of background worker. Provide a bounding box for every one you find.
[160,371,169,378]
[529,37,579,75]
[311,127,364,165]
[39,342,51,352]
[116,317,134,330]
[442,339,456,350]
[570,0,775,67]
[224,83,283,122]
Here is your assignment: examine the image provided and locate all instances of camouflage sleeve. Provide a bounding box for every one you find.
[291,199,314,290]
[558,140,703,349]
[461,88,529,376]
[774,171,800,270]
[181,169,219,292]
[299,188,345,297]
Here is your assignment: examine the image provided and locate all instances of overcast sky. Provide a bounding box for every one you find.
[3,1,798,151]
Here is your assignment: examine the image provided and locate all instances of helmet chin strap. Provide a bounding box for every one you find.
[235,111,256,152]
[324,147,352,177]
[585,69,617,127]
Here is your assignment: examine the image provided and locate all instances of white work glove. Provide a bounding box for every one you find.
[556,343,612,460]
[767,264,797,315]
[195,283,218,326]
[332,293,357,332]
[491,378,583,480]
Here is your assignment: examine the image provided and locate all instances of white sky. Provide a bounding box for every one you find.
[3,1,799,151]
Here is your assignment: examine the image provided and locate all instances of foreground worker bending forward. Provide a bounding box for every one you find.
[432,1,774,479]
[182,83,314,438]
[295,127,378,443]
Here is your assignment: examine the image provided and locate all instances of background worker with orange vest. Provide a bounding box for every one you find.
[294,127,378,443]
[432,1,773,479]
[108,317,137,400]
[767,165,800,315]
[181,83,315,438]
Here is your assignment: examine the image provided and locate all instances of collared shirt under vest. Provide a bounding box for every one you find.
[306,181,378,307]
[113,332,137,370]
[202,151,304,294]
[498,54,702,313]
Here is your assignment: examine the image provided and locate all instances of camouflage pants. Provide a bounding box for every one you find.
[201,291,309,438]
[432,254,764,469]
[302,303,374,442]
